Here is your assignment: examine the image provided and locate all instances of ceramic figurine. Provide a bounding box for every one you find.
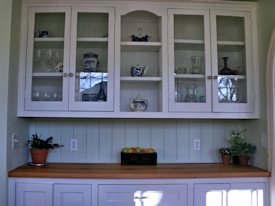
[129,95,148,112]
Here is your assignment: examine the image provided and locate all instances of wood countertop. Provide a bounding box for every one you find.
[8,163,271,179]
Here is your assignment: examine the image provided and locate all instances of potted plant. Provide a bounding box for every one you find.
[28,133,63,165]
[227,129,256,166]
[233,142,256,166]
[219,147,232,165]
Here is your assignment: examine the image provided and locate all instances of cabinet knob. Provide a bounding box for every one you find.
[63,73,69,77]
[213,75,218,79]
[134,196,149,200]
[69,73,74,77]
[207,76,212,80]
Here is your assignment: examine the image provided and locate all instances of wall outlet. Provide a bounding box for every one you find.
[261,133,267,148]
[194,139,200,151]
[12,133,20,149]
[70,139,78,151]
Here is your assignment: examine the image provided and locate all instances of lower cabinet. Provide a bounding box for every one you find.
[53,184,92,206]
[8,178,269,206]
[15,182,52,206]
[98,184,188,206]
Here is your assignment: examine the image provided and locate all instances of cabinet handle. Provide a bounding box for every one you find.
[63,73,69,77]
[213,75,218,79]
[134,196,149,199]
[69,73,74,77]
[207,76,212,80]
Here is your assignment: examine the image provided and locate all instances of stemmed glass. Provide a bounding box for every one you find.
[33,48,42,72]
[41,49,53,72]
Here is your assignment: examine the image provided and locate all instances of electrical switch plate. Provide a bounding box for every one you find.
[261,133,267,148]
[194,139,200,151]
[12,133,20,149]
[70,139,78,151]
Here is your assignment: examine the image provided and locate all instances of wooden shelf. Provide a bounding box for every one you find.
[77,37,108,42]
[34,37,64,42]
[175,74,205,79]
[174,39,204,44]
[120,77,162,82]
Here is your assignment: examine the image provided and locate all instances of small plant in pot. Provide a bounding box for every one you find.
[28,133,63,166]
[219,147,232,165]
[227,129,256,166]
[232,142,256,166]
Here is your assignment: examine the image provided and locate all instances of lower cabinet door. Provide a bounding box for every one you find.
[53,184,92,206]
[98,184,188,206]
[194,183,230,206]
[15,182,53,206]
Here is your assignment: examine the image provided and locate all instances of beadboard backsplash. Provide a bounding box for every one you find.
[29,119,243,163]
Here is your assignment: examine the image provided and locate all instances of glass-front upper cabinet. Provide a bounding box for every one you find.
[168,9,212,112]
[211,10,253,113]
[69,7,114,111]
[25,7,71,111]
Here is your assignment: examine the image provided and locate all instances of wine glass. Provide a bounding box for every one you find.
[33,48,41,72]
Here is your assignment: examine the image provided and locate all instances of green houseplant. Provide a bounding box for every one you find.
[28,133,63,165]
[227,129,256,166]
[219,147,232,165]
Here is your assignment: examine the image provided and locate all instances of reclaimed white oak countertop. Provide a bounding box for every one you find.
[8,163,271,179]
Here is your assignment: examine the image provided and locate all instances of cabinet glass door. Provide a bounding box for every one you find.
[69,7,114,111]
[25,7,71,111]
[168,10,211,112]
[211,11,253,113]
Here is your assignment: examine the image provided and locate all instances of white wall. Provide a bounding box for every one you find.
[0,0,13,205]
[6,0,29,171]
[0,0,29,205]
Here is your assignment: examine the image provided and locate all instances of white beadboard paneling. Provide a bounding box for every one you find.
[72,121,87,161]
[189,121,201,162]
[60,120,74,162]
[176,121,189,162]
[112,122,125,162]
[29,119,244,163]
[151,121,165,160]
[99,121,113,162]
[86,121,100,162]
[163,122,177,162]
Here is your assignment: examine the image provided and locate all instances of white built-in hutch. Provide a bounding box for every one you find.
[10,0,269,206]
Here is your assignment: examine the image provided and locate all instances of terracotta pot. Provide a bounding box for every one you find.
[232,156,240,165]
[221,155,231,165]
[30,149,49,164]
[239,155,250,167]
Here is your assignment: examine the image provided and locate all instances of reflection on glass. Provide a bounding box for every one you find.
[206,190,226,206]
[218,76,246,103]
[134,191,163,206]
[206,189,263,206]
[78,72,108,102]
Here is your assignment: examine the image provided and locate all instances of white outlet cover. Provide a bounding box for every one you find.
[194,139,200,151]
[70,139,78,151]
[12,133,20,149]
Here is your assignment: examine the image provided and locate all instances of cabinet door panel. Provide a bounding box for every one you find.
[168,9,212,112]
[15,182,52,206]
[210,10,254,113]
[194,183,230,206]
[99,184,188,206]
[53,184,92,206]
[68,7,115,111]
[25,7,71,111]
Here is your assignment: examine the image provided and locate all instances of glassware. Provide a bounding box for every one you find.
[190,56,202,74]
[219,57,232,75]
[184,85,197,102]
[33,49,42,72]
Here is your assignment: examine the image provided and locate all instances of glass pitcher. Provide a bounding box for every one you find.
[184,85,197,102]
